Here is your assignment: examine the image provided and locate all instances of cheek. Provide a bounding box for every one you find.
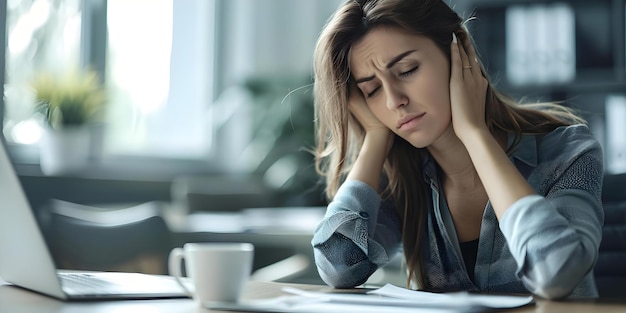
[411,68,453,125]
[416,67,450,102]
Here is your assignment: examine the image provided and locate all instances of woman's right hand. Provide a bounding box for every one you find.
[345,83,394,190]
[348,83,394,152]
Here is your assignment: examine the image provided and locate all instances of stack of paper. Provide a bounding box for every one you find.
[208,283,534,313]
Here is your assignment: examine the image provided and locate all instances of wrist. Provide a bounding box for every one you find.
[347,129,392,189]
[363,129,392,145]
[364,129,394,156]
[457,127,492,148]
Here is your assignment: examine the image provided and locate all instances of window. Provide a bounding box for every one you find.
[3,0,342,180]
[4,0,82,147]
[105,0,216,159]
[4,0,217,168]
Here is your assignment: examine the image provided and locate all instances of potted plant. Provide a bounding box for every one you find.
[31,70,107,175]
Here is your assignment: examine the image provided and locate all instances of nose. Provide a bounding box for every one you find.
[385,85,408,110]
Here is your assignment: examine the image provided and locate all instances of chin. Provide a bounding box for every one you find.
[401,134,432,149]
[405,124,453,149]
[410,142,430,149]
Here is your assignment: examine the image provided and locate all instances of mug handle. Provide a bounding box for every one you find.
[168,247,195,298]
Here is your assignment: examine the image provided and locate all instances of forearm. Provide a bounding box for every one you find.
[462,130,536,220]
[346,131,391,190]
[501,192,603,299]
[469,126,604,298]
[311,180,402,288]
[314,233,378,288]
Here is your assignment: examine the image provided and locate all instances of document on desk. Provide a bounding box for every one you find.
[208,283,534,313]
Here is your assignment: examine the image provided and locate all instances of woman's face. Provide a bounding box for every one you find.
[349,26,452,148]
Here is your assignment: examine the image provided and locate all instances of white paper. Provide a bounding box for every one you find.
[369,284,534,309]
[209,296,468,313]
[207,284,534,313]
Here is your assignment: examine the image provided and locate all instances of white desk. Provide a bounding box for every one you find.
[0,279,332,313]
[2,279,626,313]
[0,279,194,312]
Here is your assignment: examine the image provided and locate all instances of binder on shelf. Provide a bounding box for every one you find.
[506,5,530,86]
[551,3,575,84]
[505,3,576,87]
[531,4,550,84]
[605,95,626,174]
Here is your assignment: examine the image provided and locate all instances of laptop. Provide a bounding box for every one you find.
[0,141,189,300]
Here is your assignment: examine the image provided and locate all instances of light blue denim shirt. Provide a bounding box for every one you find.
[311,124,604,299]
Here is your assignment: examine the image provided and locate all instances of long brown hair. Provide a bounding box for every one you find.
[312,0,584,289]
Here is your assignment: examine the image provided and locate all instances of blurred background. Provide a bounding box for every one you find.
[1,0,625,288]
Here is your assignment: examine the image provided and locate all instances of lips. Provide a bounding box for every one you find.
[396,112,426,130]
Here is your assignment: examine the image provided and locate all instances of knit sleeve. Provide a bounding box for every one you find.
[311,179,402,288]
[500,127,604,299]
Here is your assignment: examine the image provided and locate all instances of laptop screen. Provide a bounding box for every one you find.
[0,141,73,299]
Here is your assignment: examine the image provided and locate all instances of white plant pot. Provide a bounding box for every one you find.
[39,127,91,175]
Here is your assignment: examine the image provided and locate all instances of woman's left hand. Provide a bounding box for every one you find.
[449,32,489,142]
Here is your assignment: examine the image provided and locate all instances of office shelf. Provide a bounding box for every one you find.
[464,0,625,100]
[462,0,626,172]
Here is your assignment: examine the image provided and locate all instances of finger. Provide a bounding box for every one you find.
[456,33,472,77]
[462,35,482,78]
[450,32,462,80]
[464,37,479,65]
[347,83,363,112]
[348,82,371,119]
[348,80,359,99]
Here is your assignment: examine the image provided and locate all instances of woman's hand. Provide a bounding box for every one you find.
[344,82,394,189]
[348,83,394,153]
[449,32,489,143]
[448,32,537,220]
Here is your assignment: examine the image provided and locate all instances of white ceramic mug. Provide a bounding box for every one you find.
[168,242,254,305]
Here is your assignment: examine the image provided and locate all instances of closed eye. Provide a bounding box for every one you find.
[366,86,380,98]
[399,66,418,77]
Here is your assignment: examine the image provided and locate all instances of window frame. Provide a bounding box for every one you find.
[0,1,6,145]
[3,0,224,181]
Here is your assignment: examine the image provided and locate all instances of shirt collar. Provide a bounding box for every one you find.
[507,132,538,167]
[422,153,438,186]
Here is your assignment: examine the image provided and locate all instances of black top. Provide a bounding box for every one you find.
[459,238,479,284]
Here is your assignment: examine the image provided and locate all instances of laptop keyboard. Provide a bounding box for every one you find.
[59,273,122,295]
[57,272,188,298]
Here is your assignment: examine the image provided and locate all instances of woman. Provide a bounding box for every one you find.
[311,0,604,299]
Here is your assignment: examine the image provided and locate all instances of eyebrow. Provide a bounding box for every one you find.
[353,50,417,84]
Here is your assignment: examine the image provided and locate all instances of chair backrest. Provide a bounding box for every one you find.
[594,198,626,299]
[40,200,172,274]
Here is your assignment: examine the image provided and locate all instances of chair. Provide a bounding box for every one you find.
[594,174,626,299]
[40,200,172,275]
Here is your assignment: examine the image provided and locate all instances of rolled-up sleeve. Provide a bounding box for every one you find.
[500,137,604,299]
[311,180,402,288]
